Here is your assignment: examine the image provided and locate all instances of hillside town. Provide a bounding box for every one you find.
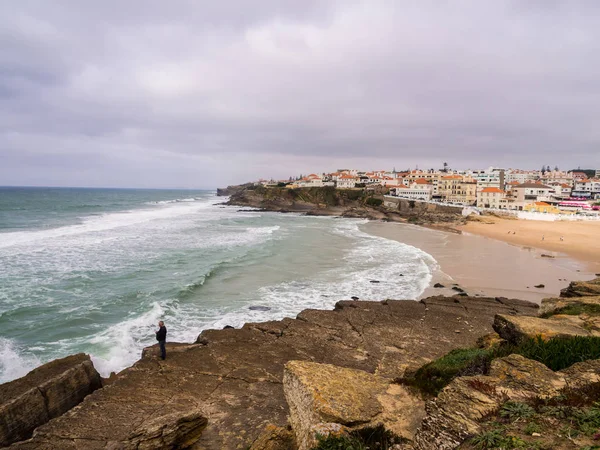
[257,166,600,214]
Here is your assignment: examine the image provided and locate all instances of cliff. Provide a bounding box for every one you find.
[5,278,600,449]
[220,184,466,225]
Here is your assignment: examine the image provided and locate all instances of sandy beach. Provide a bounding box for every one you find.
[459,218,600,273]
[362,221,597,303]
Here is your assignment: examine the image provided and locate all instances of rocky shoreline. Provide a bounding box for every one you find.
[2,277,599,449]
[219,184,468,226]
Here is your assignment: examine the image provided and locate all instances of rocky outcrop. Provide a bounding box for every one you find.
[283,361,424,449]
[0,354,101,447]
[5,296,537,449]
[223,185,466,225]
[414,355,600,449]
[540,295,600,316]
[560,277,600,298]
[493,313,599,343]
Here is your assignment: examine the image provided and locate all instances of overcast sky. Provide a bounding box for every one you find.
[1,1,599,188]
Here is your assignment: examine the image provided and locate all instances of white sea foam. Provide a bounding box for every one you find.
[0,338,41,383]
[0,196,222,250]
[89,302,166,376]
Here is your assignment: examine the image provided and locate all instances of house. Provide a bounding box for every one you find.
[476,187,506,209]
[336,174,358,189]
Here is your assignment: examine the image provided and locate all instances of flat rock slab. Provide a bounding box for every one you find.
[283,361,424,450]
[8,296,537,450]
[493,313,598,343]
[560,277,600,298]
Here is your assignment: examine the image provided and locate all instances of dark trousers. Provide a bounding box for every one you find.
[158,340,166,360]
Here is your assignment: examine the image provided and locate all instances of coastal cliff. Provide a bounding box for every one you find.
[3,278,600,449]
[220,184,466,225]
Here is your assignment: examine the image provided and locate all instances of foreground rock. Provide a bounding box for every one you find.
[6,296,537,449]
[0,354,101,447]
[540,295,600,316]
[560,276,600,297]
[414,356,600,449]
[493,313,599,343]
[284,361,424,449]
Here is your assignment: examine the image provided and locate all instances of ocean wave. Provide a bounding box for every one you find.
[0,197,221,250]
[0,337,41,383]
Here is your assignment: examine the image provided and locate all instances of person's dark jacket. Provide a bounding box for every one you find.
[156,326,167,342]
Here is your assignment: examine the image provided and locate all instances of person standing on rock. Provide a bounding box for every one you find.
[155,320,167,360]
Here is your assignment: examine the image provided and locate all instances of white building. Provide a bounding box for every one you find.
[505,170,539,185]
[476,187,506,209]
[336,175,358,189]
[392,179,433,201]
[573,179,600,199]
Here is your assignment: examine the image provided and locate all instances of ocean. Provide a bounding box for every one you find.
[0,187,437,383]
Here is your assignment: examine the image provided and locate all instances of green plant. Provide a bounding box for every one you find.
[470,429,527,449]
[365,197,383,207]
[541,304,600,318]
[573,403,600,435]
[407,348,494,395]
[513,336,600,371]
[523,421,542,435]
[500,402,536,421]
[311,425,400,450]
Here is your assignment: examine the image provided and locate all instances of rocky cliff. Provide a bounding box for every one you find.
[220,184,466,224]
[5,278,600,449]
[4,295,537,449]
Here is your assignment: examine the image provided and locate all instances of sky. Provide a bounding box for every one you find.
[1,1,599,189]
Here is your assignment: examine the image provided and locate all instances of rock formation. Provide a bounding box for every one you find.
[4,296,537,449]
[0,354,101,447]
[560,277,600,297]
[283,361,424,449]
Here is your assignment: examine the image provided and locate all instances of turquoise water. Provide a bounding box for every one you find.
[0,187,436,382]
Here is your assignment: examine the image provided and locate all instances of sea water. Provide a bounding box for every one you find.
[0,187,437,382]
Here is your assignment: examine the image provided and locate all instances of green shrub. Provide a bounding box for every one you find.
[470,429,528,449]
[500,401,536,421]
[407,348,494,395]
[365,197,383,207]
[405,336,600,395]
[311,425,401,450]
[512,336,600,371]
[541,303,600,318]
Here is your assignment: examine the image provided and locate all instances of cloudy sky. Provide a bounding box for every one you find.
[1,1,599,188]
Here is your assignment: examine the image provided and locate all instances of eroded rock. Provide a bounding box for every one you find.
[560,277,600,298]
[493,313,597,343]
[0,353,101,447]
[283,360,424,450]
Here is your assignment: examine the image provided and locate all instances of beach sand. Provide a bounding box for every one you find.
[459,218,600,273]
[362,221,597,304]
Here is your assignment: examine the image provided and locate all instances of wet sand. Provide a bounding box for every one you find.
[362,221,597,304]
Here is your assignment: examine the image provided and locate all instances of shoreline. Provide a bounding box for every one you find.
[458,217,600,274]
[361,220,597,304]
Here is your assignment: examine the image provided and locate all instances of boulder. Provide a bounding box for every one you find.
[414,375,504,450]
[0,354,101,447]
[283,360,424,450]
[489,354,566,399]
[560,277,600,298]
[493,314,597,343]
[415,355,594,449]
[540,295,600,317]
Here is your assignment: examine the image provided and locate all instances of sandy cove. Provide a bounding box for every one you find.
[458,218,600,274]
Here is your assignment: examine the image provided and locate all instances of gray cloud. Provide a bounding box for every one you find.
[1,0,599,188]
